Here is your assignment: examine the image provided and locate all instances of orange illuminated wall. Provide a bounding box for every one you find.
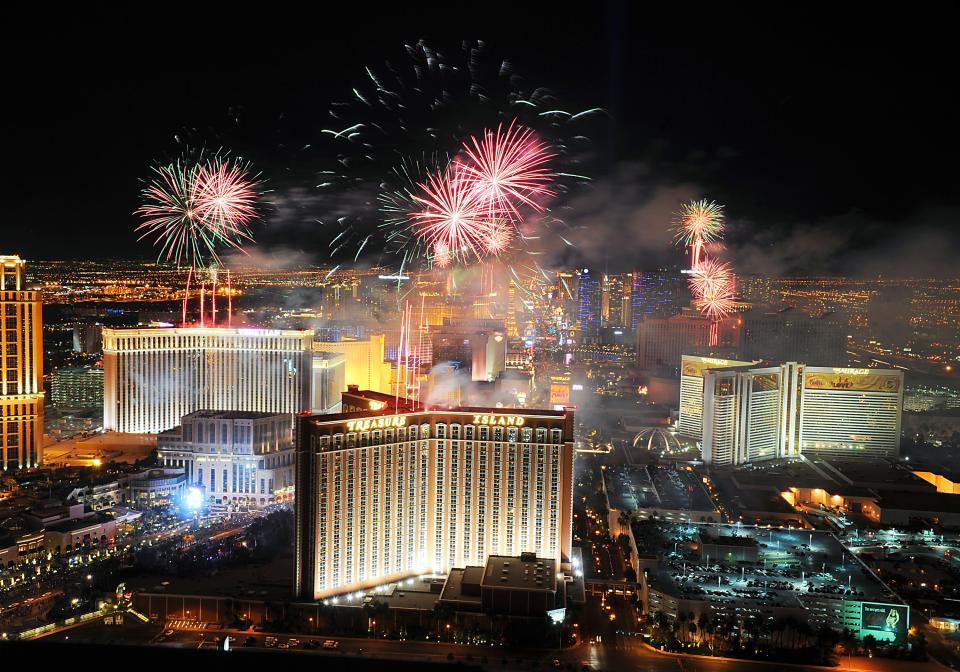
[913,471,960,494]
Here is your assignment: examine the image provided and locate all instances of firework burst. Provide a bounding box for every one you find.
[135,160,215,268]
[194,156,260,239]
[484,220,514,254]
[689,258,736,319]
[136,154,262,269]
[458,120,555,222]
[322,39,603,272]
[672,199,725,245]
[412,166,495,264]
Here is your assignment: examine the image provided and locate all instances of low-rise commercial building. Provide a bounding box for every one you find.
[158,410,294,509]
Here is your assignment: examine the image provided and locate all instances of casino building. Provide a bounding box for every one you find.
[295,389,575,600]
[0,256,44,469]
[679,355,904,466]
[102,327,313,434]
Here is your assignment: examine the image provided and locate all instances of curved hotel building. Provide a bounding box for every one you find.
[680,354,904,466]
[295,389,575,600]
[103,327,313,434]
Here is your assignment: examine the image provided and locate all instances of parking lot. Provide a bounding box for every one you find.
[640,522,901,610]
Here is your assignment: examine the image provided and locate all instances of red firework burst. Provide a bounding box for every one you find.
[412,166,493,263]
[193,157,260,240]
[458,119,555,222]
[483,220,513,255]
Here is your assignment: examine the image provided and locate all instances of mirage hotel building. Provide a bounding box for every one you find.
[295,389,575,600]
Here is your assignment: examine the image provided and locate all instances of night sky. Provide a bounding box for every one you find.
[5,6,958,277]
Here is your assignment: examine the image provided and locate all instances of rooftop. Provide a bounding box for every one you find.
[481,555,557,592]
[877,491,960,514]
[182,410,285,420]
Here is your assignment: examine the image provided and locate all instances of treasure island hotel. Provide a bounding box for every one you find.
[295,388,575,600]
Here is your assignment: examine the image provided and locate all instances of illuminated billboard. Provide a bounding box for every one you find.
[680,355,755,379]
[550,383,571,405]
[805,372,901,393]
[860,602,909,642]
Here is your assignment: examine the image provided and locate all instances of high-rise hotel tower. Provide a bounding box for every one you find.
[679,354,904,465]
[0,256,43,469]
[103,327,312,433]
[295,389,575,600]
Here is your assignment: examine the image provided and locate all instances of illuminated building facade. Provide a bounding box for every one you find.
[102,327,313,434]
[0,256,43,469]
[51,367,104,410]
[576,268,602,344]
[682,355,904,465]
[158,410,295,508]
[678,355,757,442]
[295,390,575,600]
[506,280,519,338]
[312,334,391,394]
[799,366,903,459]
[700,362,802,466]
[630,270,688,329]
[311,352,345,414]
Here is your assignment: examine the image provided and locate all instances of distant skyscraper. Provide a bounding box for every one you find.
[294,389,575,600]
[0,256,43,469]
[51,367,104,410]
[577,268,602,344]
[630,270,687,330]
[103,327,313,434]
[158,410,295,509]
[312,334,391,394]
[311,352,346,414]
[684,355,904,466]
[601,273,629,328]
[637,311,740,377]
[739,308,846,366]
[506,280,519,338]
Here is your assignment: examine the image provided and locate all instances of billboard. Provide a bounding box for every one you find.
[550,383,571,405]
[680,355,754,379]
[805,371,901,393]
[860,602,909,642]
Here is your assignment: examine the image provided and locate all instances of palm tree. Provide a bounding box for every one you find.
[677,612,688,644]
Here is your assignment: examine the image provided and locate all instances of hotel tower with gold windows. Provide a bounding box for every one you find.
[295,389,575,600]
[0,256,43,470]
